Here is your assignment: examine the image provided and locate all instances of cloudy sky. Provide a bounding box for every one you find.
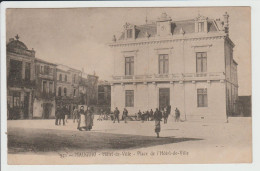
[6,7,251,95]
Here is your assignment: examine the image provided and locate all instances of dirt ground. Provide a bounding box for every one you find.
[7,116,252,164]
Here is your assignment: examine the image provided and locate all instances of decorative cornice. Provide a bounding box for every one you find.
[109,33,226,48]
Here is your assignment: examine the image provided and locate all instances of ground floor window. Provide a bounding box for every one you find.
[197,88,208,107]
[125,90,134,107]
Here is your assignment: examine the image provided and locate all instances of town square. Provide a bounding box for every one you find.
[4,7,252,164]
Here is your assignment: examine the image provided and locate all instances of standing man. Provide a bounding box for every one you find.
[150,109,154,121]
[113,107,120,123]
[72,107,79,123]
[163,107,168,124]
[55,105,61,126]
[123,108,128,123]
[154,108,162,138]
[64,105,69,123]
[59,105,66,126]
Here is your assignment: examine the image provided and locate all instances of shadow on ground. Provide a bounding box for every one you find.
[8,127,202,154]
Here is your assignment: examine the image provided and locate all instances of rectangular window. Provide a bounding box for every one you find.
[197,88,208,107]
[44,65,49,75]
[198,22,204,32]
[159,54,169,74]
[43,81,47,94]
[49,82,53,94]
[49,68,53,75]
[196,52,207,73]
[40,66,44,73]
[125,90,134,107]
[25,62,31,81]
[127,29,132,38]
[125,57,134,75]
[9,60,22,82]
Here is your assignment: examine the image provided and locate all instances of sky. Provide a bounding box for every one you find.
[6,7,251,96]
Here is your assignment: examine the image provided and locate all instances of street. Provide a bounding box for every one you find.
[7,116,252,164]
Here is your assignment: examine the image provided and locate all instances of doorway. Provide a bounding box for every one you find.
[43,103,52,119]
[159,88,170,110]
[23,92,30,119]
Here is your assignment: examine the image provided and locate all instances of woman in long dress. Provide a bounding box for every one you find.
[77,106,86,131]
[85,107,94,131]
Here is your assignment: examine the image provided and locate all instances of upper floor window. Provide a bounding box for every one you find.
[127,29,133,38]
[125,90,134,107]
[25,62,31,81]
[44,65,49,75]
[40,66,44,73]
[197,88,208,107]
[159,54,169,74]
[65,75,67,82]
[73,74,76,83]
[49,82,53,94]
[49,68,53,75]
[9,59,22,81]
[125,57,134,76]
[59,74,62,81]
[43,81,47,94]
[196,52,207,73]
[198,22,205,32]
[58,87,62,96]
[73,89,76,96]
[64,87,67,96]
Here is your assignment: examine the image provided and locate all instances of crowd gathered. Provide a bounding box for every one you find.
[55,104,94,131]
[55,104,181,137]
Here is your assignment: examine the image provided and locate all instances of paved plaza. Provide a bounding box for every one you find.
[7,116,252,164]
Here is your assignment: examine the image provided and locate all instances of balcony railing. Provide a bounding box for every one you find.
[112,72,225,83]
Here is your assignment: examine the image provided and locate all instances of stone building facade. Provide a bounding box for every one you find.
[33,58,57,119]
[56,64,81,115]
[7,35,36,119]
[109,12,238,122]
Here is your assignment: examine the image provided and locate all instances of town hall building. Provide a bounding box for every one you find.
[109,12,238,122]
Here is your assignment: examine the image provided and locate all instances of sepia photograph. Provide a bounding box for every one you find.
[3,6,252,165]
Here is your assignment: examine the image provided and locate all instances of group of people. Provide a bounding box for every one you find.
[55,105,70,126]
[112,106,181,138]
[55,105,94,131]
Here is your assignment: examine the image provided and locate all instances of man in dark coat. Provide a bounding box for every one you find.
[150,109,154,121]
[59,105,66,126]
[122,108,128,123]
[113,107,120,123]
[175,108,180,122]
[55,105,61,126]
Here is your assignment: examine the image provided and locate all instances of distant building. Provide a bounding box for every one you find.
[33,58,57,119]
[97,80,111,106]
[56,64,81,114]
[7,35,36,119]
[109,12,238,122]
[79,72,99,106]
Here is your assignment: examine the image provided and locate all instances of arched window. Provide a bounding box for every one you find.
[65,75,67,82]
[59,74,62,81]
[64,88,67,96]
[58,87,62,96]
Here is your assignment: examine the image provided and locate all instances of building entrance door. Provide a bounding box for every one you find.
[43,103,52,119]
[159,88,170,110]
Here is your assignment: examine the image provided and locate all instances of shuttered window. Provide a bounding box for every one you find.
[125,90,134,107]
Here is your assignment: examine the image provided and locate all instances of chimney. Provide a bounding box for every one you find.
[223,12,229,35]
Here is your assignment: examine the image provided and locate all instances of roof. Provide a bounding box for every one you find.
[7,36,35,57]
[118,19,219,40]
[35,58,57,66]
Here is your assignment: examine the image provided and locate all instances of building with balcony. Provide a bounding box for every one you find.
[79,72,99,106]
[109,12,238,122]
[33,58,57,119]
[56,64,81,115]
[7,35,36,119]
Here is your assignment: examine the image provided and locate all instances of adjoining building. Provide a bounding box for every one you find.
[97,80,111,113]
[7,35,36,119]
[109,12,238,122]
[55,64,81,115]
[33,58,57,119]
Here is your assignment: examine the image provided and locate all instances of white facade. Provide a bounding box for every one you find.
[109,12,238,122]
